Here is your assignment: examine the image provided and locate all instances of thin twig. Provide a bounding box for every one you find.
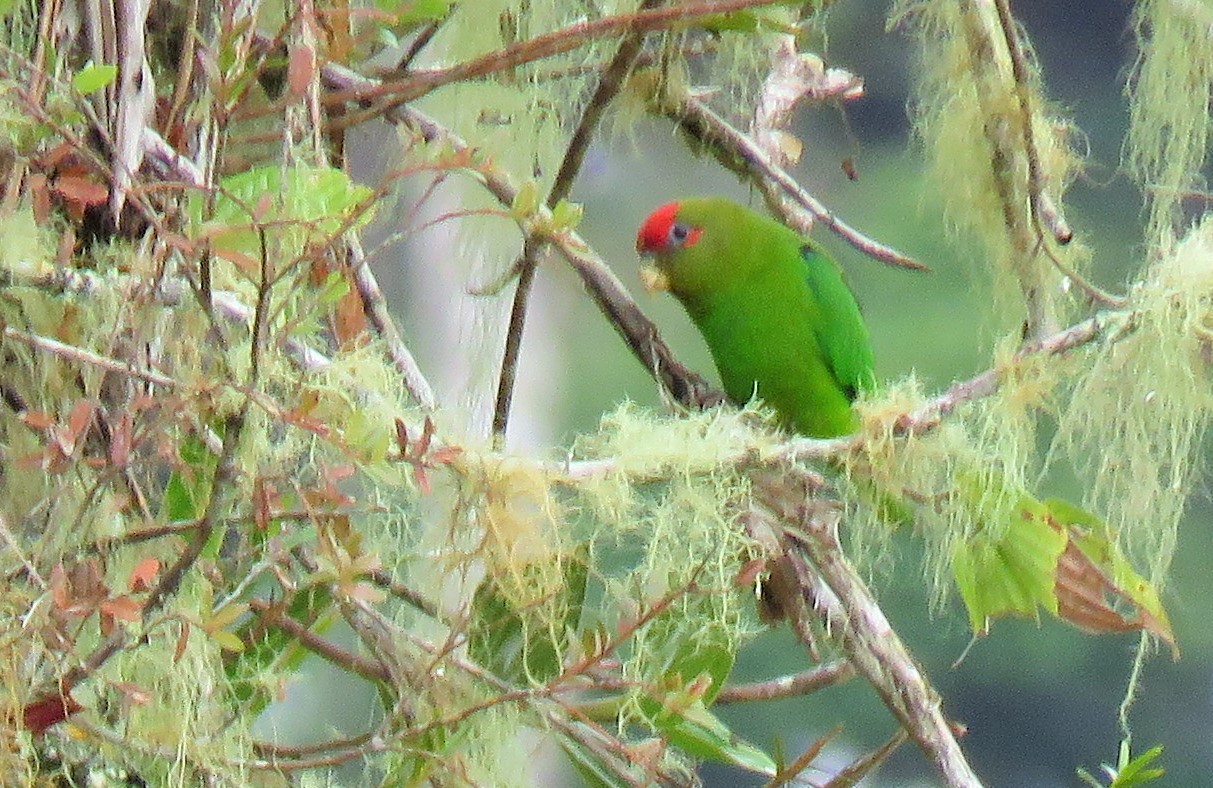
[2,325,177,388]
[770,724,843,787]
[346,234,438,409]
[317,62,721,408]
[491,236,541,443]
[824,728,910,788]
[248,597,391,683]
[901,312,1118,432]
[651,86,927,272]
[323,0,799,110]
[989,0,1068,247]
[716,661,855,704]
[491,0,662,442]
[390,103,723,409]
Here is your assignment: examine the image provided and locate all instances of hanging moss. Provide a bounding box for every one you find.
[1127,0,1213,248]
[1056,218,1213,583]
[894,0,1085,337]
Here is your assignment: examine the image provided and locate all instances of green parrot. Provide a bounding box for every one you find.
[636,196,874,438]
[635,196,1176,645]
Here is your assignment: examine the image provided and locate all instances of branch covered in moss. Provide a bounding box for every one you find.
[753,475,983,787]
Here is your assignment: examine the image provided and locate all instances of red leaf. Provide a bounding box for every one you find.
[734,558,766,588]
[109,410,133,468]
[252,192,273,222]
[333,281,369,349]
[128,557,161,593]
[174,621,191,664]
[52,173,109,207]
[395,417,409,454]
[325,464,356,483]
[22,692,83,735]
[287,42,316,100]
[253,478,273,531]
[212,246,260,276]
[29,172,51,224]
[412,464,431,496]
[19,411,55,431]
[100,595,144,625]
[417,416,435,455]
[109,681,152,707]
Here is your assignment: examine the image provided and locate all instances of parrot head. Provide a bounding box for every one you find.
[635,196,764,308]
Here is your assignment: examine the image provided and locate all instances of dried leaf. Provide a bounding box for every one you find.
[752,38,864,167]
[53,173,109,209]
[22,693,83,735]
[109,681,153,707]
[128,557,161,592]
[109,410,133,468]
[287,42,316,100]
[100,595,144,625]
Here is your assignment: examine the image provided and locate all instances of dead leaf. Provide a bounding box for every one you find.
[128,557,161,592]
[22,692,83,735]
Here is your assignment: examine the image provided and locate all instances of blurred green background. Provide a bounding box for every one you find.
[276,1,1213,784]
[571,2,1213,784]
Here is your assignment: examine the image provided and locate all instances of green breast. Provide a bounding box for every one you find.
[693,259,862,438]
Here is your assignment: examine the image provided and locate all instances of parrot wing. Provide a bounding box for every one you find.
[799,242,875,402]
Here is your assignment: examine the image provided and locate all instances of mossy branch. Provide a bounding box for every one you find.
[753,473,983,787]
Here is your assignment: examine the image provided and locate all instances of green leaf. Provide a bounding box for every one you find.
[650,698,776,775]
[511,180,541,219]
[73,62,118,95]
[691,1,801,34]
[951,493,1067,633]
[375,0,454,30]
[1077,742,1165,787]
[467,555,588,684]
[551,199,584,232]
[162,432,218,522]
[193,165,374,262]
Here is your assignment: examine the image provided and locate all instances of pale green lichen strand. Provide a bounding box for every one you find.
[1127,0,1213,247]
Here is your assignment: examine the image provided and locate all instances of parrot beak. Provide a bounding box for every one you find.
[639,265,669,293]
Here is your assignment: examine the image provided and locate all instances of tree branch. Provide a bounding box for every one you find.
[754,476,983,787]
[492,0,664,443]
[715,661,855,704]
[324,0,800,109]
[646,81,927,272]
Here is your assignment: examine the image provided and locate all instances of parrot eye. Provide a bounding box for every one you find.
[668,222,701,248]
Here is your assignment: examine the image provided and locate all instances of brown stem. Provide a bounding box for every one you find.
[653,87,928,272]
[491,0,664,443]
[754,477,983,787]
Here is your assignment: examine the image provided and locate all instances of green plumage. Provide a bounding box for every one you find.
[638,197,874,437]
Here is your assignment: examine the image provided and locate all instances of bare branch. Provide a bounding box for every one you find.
[325,0,802,110]
[492,0,662,442]
[715,661,855,704]
[648,82,928,272]
[346,235,438,409]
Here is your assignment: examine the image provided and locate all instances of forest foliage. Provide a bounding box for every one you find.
[0,0,1209,785]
